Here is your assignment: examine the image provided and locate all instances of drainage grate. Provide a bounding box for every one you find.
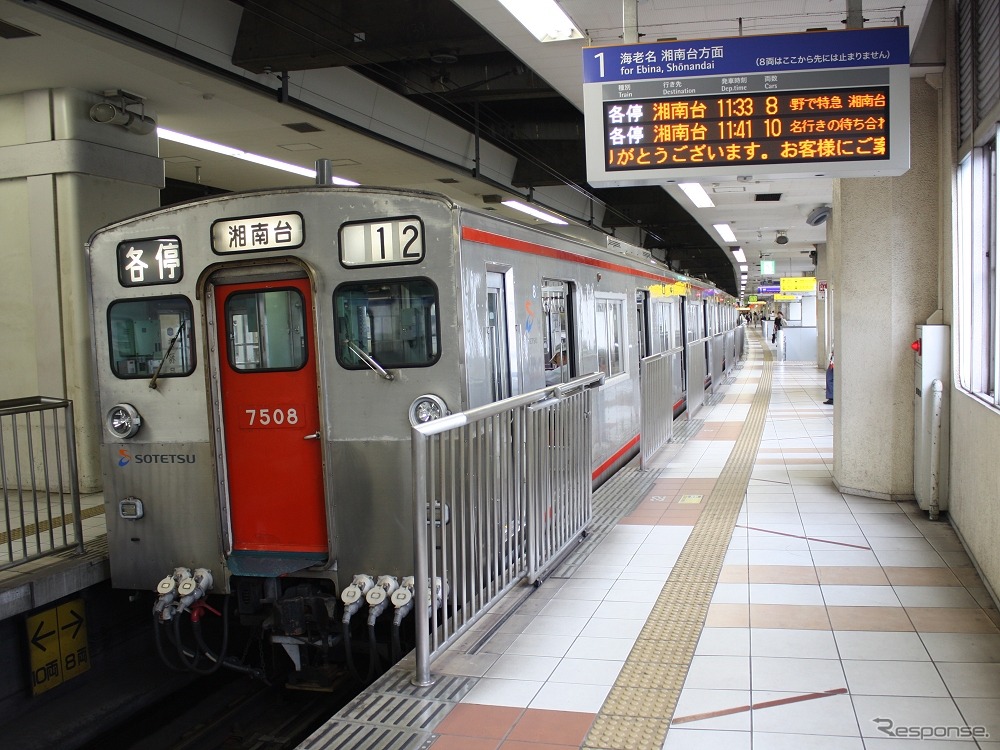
[302,672,480,749]
[298,722,434,750]
[670,418,704,443]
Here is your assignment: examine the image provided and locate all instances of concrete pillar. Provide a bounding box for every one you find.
[814,242,832,369]
[0,88,163,490]
[830,77,941,499]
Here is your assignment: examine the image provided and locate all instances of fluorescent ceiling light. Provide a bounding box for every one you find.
[714,223,737,243]
[732,247,747,263]
[678,182,715,208]
[157,128,359,185]
[739,264,748,272]
[497,0,583,42]
[502,199,568,225]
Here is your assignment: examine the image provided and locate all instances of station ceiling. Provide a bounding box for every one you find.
[1,0,941,297]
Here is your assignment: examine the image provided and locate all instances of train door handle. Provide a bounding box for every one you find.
[303,432,321,440]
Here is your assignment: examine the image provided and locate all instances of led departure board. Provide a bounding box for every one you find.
[583,27,910,185]
[604,86,889,171]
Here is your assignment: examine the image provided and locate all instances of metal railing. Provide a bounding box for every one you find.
[0,397,84,569]
[411,373,602,685]
[640,351,674,469]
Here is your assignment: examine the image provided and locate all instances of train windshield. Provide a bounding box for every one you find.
[108,297,195,379]
[333,278,440,369]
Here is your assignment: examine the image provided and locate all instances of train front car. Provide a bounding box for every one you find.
[87,185,741,688]
[87,187,462,686]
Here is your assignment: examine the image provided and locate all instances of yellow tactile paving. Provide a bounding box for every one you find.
[583,339,773,750]
[0,503,104,546]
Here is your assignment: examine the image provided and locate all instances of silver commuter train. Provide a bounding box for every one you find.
[86,185,739,679]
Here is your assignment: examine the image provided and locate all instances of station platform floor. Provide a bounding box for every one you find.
[0,491,107,621]
[301,332,1000,750]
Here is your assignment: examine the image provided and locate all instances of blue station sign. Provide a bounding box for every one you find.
[583,27,911,185]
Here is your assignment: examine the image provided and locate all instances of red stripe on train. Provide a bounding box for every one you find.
[462,226,683,286]
[592,435,640,480]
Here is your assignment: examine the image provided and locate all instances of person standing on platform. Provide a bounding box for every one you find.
[771,310,784,343]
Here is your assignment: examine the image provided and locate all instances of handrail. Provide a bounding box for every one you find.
[410,372,601,686]
[0,396,84,569]
[640,352,674,468]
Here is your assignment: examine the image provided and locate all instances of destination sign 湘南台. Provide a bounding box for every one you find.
[583,26,910,184]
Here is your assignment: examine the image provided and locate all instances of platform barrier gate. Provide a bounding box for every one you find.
[0,397,83,569]
[410,373,602,685]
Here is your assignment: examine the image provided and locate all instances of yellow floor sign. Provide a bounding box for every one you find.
[26,598,89,695]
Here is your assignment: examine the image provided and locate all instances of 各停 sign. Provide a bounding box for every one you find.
[117,237,182,287]
[583,27,910,185]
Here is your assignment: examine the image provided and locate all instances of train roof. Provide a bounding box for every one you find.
[87,184,733,300]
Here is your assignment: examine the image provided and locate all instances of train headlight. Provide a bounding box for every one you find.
[408,394,449,426]
[106,403,142,438]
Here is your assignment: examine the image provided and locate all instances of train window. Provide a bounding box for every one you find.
[225,288,307,372]
[595,295,626,379]
[333,278,440,369]
[542,279,574,386]
[108,297,195,379]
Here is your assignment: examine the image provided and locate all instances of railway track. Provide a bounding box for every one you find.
[79,671,354,750]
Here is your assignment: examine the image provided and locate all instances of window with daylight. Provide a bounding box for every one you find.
[595,295,627,379]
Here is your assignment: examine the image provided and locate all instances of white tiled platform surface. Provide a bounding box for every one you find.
[381,339,1000,750]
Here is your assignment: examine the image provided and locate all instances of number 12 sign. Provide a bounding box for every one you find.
[339,216,424,267]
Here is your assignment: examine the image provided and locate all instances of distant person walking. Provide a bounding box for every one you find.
[771,311,784,343]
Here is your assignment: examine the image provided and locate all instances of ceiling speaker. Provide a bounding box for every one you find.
[806,205,832,226]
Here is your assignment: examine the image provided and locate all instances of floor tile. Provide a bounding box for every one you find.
[694,627,751,656]
[852,695,967,738]
[821,585,902,607]
[751,628,839,658]
[936,662,1000,698]
[751,656,847,693]
[833,631,930,661]
[485,654,561,681]
[527,682,610,712]
[883,567,961,586]
[564,636,636,661]
[507,708,595,745]
[433,703,522,739]
[751,733,863,750]
[906,608,1000,634]
[842,660,950,697]
[430,735,499,750]
[751,692,859,736]
[816,567,890,585]
[548,658,624,686]
[749,604,831,630]
[952,697,1000,739]
[670,688,752,730]
[826,606,914,631]
[892,586,980,608]
[462,678,544,708]
[662,728,751,749]
[919,633,1000,662]
[750,583,825,605]
[747,565,819,584]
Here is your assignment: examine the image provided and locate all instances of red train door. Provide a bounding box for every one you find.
[214,276,327,556]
